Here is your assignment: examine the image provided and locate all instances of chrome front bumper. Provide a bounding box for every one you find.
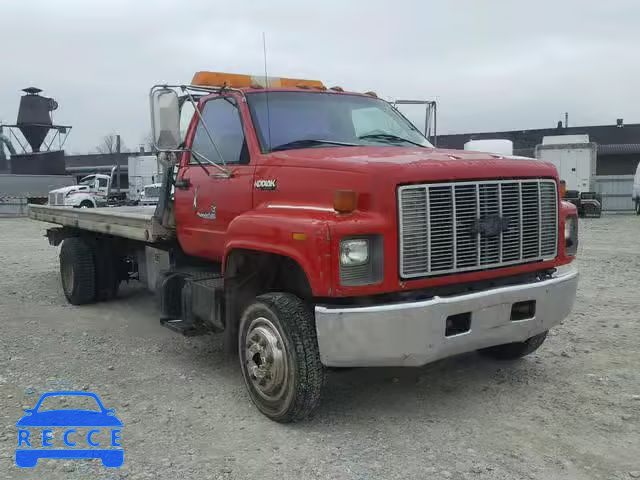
[315,266,578,367]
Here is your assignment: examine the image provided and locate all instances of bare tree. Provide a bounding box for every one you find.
[142,131,156,153]
[96,134,125,154]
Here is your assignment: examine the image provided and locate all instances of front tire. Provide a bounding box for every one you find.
[239,293,325,423]
[478,331,548,360]
[635,200,640,215]
[60,237,97,305]
[79,200,94,208]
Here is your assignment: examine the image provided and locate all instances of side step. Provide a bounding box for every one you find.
[160,318,207,337]
[158,270,224,336]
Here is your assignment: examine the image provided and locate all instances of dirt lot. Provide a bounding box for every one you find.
[0,215,638,480]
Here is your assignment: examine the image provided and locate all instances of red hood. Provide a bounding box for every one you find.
[265,146,558,184]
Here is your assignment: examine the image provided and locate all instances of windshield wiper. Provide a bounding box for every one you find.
[358,133,427,148]
[270,139,359,152]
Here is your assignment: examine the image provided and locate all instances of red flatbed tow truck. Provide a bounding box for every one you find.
[29,71,579,422]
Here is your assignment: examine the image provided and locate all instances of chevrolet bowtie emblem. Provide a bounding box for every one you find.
[471,215,510,238]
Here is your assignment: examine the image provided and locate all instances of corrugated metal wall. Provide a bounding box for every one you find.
[594,175,634,211]
[0,198,28,216]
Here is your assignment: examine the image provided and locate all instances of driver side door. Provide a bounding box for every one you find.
[175,95,255,261]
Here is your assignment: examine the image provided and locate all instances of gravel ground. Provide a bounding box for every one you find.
[0,215,638,480]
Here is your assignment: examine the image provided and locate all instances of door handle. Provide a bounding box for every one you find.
[192,186,199,211]
[175,178,191,190]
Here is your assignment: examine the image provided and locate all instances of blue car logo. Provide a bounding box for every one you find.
[15,391,123,468]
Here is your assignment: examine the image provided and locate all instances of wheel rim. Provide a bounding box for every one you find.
[61,261,74,294]
[244,316,288,402]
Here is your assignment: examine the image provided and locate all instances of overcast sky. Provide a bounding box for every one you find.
[1,0,638,153]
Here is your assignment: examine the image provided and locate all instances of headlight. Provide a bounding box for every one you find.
[564,215,578,256]
[340,239,369,266]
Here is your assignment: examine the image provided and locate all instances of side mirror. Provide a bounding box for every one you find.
[150,87,180,150]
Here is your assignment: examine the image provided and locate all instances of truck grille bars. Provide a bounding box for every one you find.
[49,192,64,205]
[398,179,557,278]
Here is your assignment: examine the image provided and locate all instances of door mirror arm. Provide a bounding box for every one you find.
[190,149,232,178]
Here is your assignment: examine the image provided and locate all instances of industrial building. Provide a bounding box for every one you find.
[437,121,640,211]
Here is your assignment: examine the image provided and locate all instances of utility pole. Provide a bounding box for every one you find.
[564,112,569,129]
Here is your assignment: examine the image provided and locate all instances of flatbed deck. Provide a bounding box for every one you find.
[28,204,174,242]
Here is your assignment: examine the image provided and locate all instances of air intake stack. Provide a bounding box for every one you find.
[16,87,59,152]
[0,88,71,175]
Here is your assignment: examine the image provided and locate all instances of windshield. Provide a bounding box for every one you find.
[246,91,432,152]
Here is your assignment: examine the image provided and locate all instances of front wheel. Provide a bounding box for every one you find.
[635,200,640,215]
[478,331,548,360]
[239,293,325,423]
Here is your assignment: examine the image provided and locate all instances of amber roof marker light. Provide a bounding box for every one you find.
[191,71,325,90]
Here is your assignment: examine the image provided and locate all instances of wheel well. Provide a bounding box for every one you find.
[225,249,312,299]
[223,249,312,353]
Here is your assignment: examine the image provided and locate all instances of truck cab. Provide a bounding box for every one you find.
[48,173,110,207]
[33,71,579,422]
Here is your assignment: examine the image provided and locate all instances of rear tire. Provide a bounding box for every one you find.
[60,237,97,305]
[239,293,325,423]
[478,331,548,360]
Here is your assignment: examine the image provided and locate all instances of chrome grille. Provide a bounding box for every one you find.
[399,179,558,278]
[56,193,64,205]
[48,193,55,205]
[144,185,161,198]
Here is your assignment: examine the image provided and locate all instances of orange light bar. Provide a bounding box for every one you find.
[192,71,324,89]
[334,190,358,214]
[192,72,254,88]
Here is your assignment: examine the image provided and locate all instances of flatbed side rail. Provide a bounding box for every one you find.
[28,204,174,243]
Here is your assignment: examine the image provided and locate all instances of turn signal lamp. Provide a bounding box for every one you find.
[192,71,325,89]
[334,190,358,214]
[559,180,567,198]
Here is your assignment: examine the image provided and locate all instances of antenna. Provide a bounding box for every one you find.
[263,32,272,151]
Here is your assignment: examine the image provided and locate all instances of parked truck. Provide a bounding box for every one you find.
[29,71,579,422]
[48,155,160,208]
[535,135,602,217]
[47,172,113,208]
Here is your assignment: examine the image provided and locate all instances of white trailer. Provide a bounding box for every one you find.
[128,155,159,203]
[535,135,601,217]
[535,135,596,192]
